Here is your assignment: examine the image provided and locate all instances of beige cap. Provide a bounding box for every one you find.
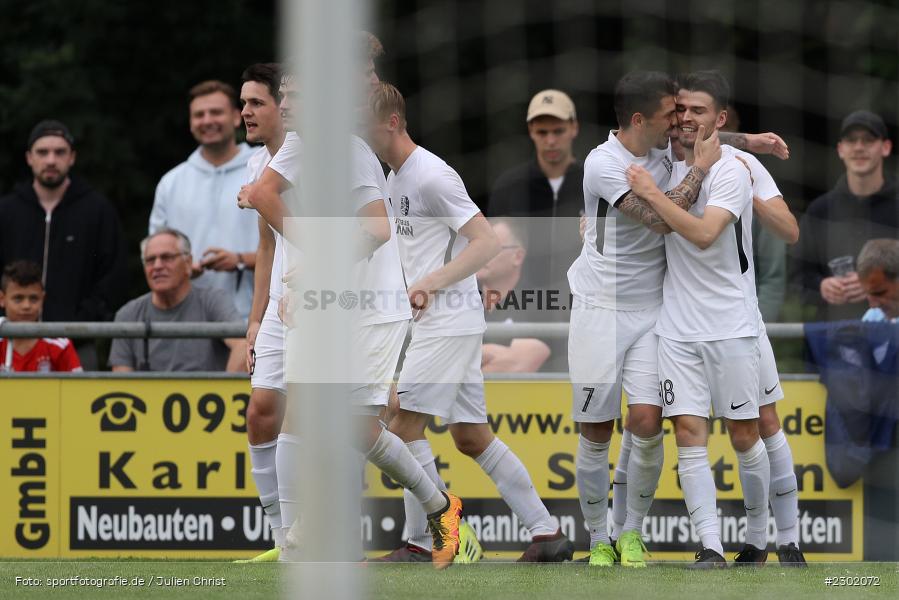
[526,89,576,122]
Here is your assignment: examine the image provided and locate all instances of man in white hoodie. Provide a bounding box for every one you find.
[150,80,260,319]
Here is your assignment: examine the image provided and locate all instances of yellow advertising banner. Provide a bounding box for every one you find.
[0,378,862,560]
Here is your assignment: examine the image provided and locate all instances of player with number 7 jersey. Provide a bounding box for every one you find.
[566,71,719,567]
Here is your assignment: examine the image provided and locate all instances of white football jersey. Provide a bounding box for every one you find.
[350,136,412,326]
[655,155,759,342]
[247,145,286,301]
[568,131,672,310]
[387,146,484,338]
[721,144,782,331]
[721,145,781,202]
[264,133,306,302]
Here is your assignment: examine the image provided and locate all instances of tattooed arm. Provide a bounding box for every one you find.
[616,127,721,233]
[627,161,750,250]
[615,165,708,234]
[719,131,789,160]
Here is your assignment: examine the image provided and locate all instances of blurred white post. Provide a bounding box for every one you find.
[283,0,367,599]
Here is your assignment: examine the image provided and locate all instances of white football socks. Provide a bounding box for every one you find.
[678,446,723,556]
[577,435,611,547]
[736,438,770,550]
[623,431,664,533]
[275,433,301,534]
[475,437,557,537]
[764,430,800,547]
[249,439,284,547]
[610,429,632,540]
[403,439,446,551]
[367,429,446,514]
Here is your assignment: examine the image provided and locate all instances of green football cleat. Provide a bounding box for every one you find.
[234,547,281,563]
[588,542,617,567]
[616,530,648,568]
[454,521,483,564]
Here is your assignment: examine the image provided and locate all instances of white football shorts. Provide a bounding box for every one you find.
[757,327,784,406]
[351,319,409,414]
[396,333,486,424]
[658,336,760,420]
[251,300,286,395]
[568,300,662,423]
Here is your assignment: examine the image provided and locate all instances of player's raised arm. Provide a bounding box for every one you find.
[616,127,721,231]
[627,163,741,250]
[719,131,789,160]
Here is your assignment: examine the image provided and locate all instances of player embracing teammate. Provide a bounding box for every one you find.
[625,70,805,567]
[572,69,805,568]
[568,71,720,567]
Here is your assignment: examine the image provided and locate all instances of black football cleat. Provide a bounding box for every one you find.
[733,544,768,566]
[517,530,574,562]
[776,543,807,567]
[687,547,727,569]
[369,543,432,563]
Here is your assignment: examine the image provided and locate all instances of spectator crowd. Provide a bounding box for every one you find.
[1,78,898,374]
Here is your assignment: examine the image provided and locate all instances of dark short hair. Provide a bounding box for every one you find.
[188,80,240,110]
[677,70,731,112]
[1,260,43,291]
[242,63,283,103]
[613,71,677,129]
[28,120,75,150]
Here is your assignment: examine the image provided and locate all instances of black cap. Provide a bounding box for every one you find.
[27,120,75,149]
[839,110,888,140]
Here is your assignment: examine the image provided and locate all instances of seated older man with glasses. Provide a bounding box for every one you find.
[109,228,246,372]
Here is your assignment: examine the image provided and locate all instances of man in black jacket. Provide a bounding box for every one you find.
[0,120,128,368]
[793,110,899,322]
[488,90,583,301]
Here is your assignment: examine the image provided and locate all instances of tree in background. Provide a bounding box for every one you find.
[0,0,276,300]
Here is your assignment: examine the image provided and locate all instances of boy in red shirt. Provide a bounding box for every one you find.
[0,260,82,372]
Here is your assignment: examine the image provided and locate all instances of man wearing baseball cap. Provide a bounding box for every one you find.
[487,90,583,371]
[0,119,128,368]
[794,110,899,321]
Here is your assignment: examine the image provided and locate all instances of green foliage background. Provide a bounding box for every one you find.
[0,0,276,298]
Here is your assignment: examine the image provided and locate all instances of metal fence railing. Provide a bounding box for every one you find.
[0,320,807,340]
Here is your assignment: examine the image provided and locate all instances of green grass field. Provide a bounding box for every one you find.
[1,561,896,600]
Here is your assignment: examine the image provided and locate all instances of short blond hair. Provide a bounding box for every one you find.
[370,82,407,130]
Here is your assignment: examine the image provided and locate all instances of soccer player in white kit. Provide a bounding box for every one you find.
[235,63,291,562]
[730,152,806,566]
[694,136,806,566]
[626,71,770,568]
[568,71,722,567]
[367,82,575,562]
[243,46,465,570]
